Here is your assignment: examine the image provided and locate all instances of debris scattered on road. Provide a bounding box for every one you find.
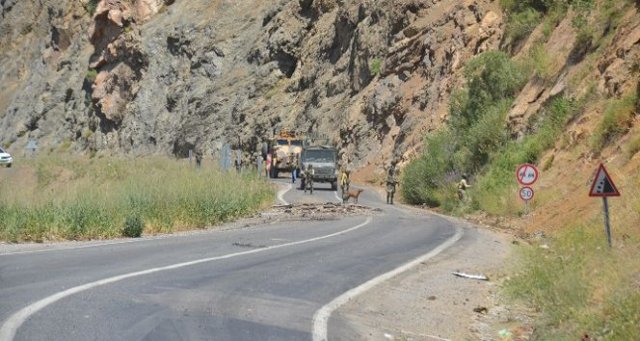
[263,202,380,221]
[452,271,489,281]
[427,295,437,300]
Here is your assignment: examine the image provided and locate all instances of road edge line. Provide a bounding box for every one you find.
[312,226,464,341]
[0,217,372,341]
[277,183,292,205]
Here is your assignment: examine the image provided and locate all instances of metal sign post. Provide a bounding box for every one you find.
[588,163,620,248]
[519,186,534,214]
[602,197,612,248]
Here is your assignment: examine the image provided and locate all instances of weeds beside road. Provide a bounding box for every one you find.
[0,157,273,242]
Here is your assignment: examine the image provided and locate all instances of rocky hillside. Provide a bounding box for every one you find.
[0,0,503,170]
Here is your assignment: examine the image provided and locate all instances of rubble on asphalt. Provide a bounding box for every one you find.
[261,202,381,221]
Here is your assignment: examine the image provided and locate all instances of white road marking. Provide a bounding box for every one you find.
[312,226,464,341]
[0,239,145,256]
[0,217,372,341]
[277,183,292,205]
[333,191,342,202]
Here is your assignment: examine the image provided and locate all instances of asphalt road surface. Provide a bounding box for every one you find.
[0,177,462,341]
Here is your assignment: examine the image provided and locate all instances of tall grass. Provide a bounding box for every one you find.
[592,94,637,151]
[0,157,274,242]
[506,223,640,339]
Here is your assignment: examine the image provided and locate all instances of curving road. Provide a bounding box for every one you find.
[0,178,463,341]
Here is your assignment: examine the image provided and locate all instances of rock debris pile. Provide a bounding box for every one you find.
[262,202,380,220]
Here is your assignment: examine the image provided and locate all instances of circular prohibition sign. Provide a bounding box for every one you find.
[519,186,534,201]
[516,163,539,186]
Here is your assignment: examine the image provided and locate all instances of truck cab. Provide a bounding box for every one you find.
[300,145,338,190]
[269,130,303,178]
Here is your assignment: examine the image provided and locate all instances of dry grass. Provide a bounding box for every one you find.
[0,156,274,242]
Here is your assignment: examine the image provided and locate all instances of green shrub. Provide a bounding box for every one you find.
[86,69,98,82]
[463,100,511,168]
[505,8,542,44]
[455,51,527,130]
[541,3,568,40]
[401,129,459,206]
[528,43,553,80]
[471,96,576,215]
[592,95,637,151]
[369,58,382,77]
[123,215,144,238]
[87,0,99,15]
[402,51,527,208]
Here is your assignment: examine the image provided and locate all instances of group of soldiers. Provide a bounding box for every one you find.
[297,161,400,205]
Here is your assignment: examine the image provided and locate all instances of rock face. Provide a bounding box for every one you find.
[0,0,504,168]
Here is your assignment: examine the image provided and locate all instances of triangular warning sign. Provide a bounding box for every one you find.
[589,164,620,197]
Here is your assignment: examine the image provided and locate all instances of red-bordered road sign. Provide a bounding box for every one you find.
[516,163,539,186]
[519,186,534,201]
[589,164,620,197]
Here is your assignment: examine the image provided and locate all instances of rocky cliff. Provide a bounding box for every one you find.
[0,0,503,172]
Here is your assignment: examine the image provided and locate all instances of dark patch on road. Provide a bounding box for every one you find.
[232,242,266,249]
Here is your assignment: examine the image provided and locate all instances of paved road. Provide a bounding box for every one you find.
[0,177,462,341]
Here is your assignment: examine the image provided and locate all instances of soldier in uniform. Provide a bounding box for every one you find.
[340,168,350,195]
[457,173,471,201]
[386,168,398,204]
[304,164,314,194]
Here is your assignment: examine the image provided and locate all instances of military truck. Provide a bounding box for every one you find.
[299,145,338,190]
[268,129,303,178]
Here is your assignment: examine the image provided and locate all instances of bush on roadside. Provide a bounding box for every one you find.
[470,96,576,215]
[123,215,144,238]
[402,51,527,208]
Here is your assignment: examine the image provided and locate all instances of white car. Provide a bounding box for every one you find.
[0,147,13,168]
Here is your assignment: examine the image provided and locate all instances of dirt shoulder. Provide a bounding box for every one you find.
[332,209,529,341]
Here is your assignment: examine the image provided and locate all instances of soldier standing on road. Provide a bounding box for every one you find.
[340,169,350,195]
[304,164,314,194]
[386,168,398,205]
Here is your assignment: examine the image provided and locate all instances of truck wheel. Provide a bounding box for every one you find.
[331,181,337,191]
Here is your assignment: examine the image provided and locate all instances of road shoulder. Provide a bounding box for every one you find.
[332,224,514,340]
